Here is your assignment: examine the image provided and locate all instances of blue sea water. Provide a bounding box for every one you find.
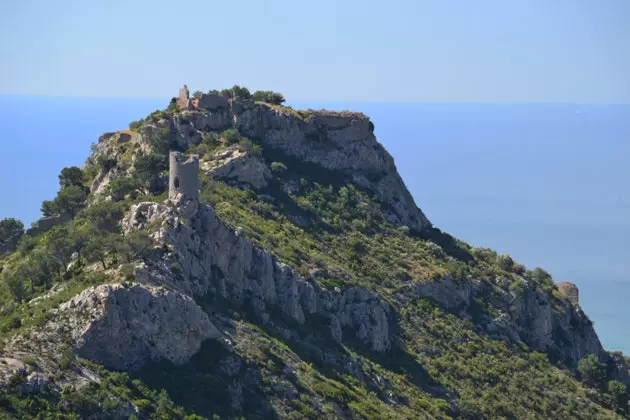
[0,96,628,352]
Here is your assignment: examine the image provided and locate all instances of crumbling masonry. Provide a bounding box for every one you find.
[169,151,199,200]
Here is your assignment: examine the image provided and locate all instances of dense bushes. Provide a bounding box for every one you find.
[0,218,24,252]
[1,197,152,305]
[40,167,88,217]
[252,90,285,105]
[205,85,285,105]
[0,366,197,419]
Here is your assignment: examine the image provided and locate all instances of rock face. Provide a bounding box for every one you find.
[557,282,579,306]
[125,199,393,352]
[59,283,219,370]
[396,275,608,371]
[169,101,431,231]
[204,147,272,189]
[198,93,229,111]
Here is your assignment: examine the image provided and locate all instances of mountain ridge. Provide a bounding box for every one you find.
[0,85,628,419]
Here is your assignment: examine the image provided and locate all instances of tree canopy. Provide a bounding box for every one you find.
[59,166,85,188]
[0,218,24,250]
[252,90,285,105]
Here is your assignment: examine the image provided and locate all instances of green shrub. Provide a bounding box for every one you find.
[0,218,24,251]
[134,398,152,413]
[201,131,220,147]
[2,316,22,331]
[252,90,285,105]
[578,354,606,389]
[59,349,75,369]
[271,161,287,174]
[509,279,526,297]
[129,120,143,131]
[166,98,179,113]
[109,177,139,202]
[238,138,253,152]
[97,155,117,171]
[221,129,240,144]
[608,380,628,410]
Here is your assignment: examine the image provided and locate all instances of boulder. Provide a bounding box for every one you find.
[205,147,272,189]
[59,283,220,371]
[557,282,579,306]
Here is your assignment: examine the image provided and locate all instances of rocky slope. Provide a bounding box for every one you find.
[0,87,627,419]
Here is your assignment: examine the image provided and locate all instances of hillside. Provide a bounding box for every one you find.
[0,85,628,419]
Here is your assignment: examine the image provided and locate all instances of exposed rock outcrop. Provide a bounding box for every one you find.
[557,282,579,306]
[198,93,229,111]
[167,100,431,231]
[58,283,220,370]
[125,199,393,352]
[397,275,609,372]
[203,147,272,189]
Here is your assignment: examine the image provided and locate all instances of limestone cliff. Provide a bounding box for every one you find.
[122,99,431,232]
[125,197,392,354]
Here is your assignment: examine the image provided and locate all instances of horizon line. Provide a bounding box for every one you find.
[1,93,629,106]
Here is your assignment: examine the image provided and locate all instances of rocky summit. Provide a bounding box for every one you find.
[0,85,628,419]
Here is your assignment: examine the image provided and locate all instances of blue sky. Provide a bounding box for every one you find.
[1,0,629,102]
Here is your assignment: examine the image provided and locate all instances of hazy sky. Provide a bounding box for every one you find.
[1,0,629,103]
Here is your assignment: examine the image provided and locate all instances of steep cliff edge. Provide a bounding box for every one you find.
[0,87,627,419]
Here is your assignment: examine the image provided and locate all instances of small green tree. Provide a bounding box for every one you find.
[219,88,233,98]
[84,232,120,269]
[20,248,57,288]
[150,126,172,155]
[81,201,125,233]
[0,218,24,250]
[54,185,87,217]
[608,380,628,411]
[129,120,143,131]
[192,90,203,99]
[45,228,74,275]
[59,166,85,188]
[271,161,287,174]
[2,270,28,302]
[155,389,175,418]
[227,85,251,100]
[41,199,59,217]
[221,129,240,144]
[578,354,606,388]
[97,155,117,171]
[135,153,167,188]
[110,177,139,202]
[527,267,554,291]
[252,90,285,105]
[118,231,152,263]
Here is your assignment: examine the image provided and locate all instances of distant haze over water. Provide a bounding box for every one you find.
[1,96,628,352]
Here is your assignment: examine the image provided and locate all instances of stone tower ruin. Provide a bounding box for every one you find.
[177,85,191,110]
[169,151,199,200]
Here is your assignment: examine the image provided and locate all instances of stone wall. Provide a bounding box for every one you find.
[26,214,71,236]
[169,151,199,200]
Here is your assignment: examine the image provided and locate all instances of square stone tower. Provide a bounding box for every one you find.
[169,151,199,200]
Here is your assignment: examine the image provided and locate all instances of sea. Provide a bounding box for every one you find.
[0,96,628,353]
